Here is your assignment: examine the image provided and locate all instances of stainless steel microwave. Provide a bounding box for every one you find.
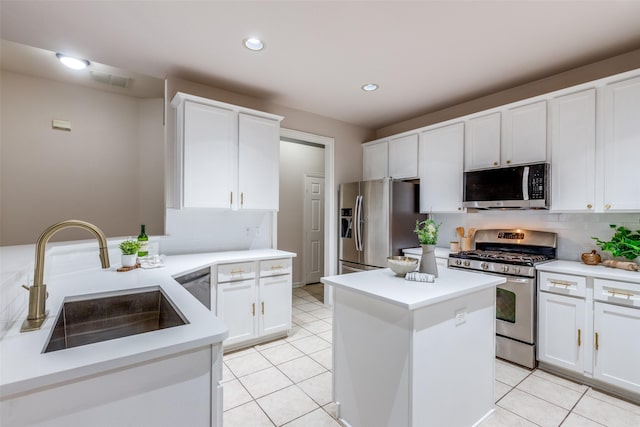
[463,163,549,209]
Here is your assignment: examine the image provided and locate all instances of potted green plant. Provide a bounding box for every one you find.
[119,239,141,267]
[592,224,640,261]
[414,219,441,277]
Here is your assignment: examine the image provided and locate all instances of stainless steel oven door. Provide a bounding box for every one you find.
[496,275,535,344]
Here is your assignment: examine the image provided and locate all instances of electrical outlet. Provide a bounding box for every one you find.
[454,308,466,326]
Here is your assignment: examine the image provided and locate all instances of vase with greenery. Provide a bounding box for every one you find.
[119,239,141,267]
[414,219,441,277]
[592,224,640,261]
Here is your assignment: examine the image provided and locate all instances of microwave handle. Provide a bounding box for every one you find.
[522,166,530,200]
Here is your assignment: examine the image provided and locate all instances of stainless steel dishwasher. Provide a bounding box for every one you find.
[174,267,211,310]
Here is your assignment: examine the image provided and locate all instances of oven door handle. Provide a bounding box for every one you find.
[505,278,531,284]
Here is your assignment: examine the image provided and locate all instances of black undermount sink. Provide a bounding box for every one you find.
[44,287,188,353]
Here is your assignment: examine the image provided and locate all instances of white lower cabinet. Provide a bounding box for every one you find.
[215,258,292,351]
[538,291,585,374]
[538,270,640,396]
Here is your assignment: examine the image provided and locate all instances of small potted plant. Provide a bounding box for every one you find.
[119,239,141,267]
[414,219,441,276]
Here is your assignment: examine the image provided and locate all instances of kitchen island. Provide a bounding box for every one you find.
[322,267,505,427]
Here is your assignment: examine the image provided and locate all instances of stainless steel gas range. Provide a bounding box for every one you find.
[448,229,557,369]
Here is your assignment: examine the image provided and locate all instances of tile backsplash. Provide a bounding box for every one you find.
[432,211,640,261]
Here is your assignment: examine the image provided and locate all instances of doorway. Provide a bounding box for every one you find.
[277,135,330,289]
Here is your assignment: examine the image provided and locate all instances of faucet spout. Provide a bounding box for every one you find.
[21,220,111,332]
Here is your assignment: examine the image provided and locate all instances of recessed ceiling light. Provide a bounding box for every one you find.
[362,83,379,92]
[243,38,265,51]
[56,53,90,70]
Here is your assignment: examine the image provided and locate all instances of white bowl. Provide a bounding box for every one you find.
[387,256,418,276]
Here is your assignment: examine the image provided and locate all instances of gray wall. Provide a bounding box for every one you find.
[0,71,164,245]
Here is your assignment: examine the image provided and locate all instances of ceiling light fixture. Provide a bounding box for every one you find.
[56,53,90,70]
[243,38,265,51]
[362,83,379,92]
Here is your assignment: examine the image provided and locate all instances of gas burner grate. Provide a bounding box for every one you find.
[451,250,551,266]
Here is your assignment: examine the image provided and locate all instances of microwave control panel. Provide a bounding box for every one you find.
[529,164,547,200]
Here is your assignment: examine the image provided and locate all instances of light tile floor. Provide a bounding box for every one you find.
[223,284,640,427]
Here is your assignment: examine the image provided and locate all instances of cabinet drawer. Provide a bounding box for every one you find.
[539,272,586,297]
[260,258,292,277]
[594,278,640,307]
[217,262,257,283]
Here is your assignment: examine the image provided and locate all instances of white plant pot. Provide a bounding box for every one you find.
[121,253,137,267]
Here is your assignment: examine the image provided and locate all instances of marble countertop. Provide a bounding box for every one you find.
[402,247,450,258]
[322,267,504,310]
[0,249,294,399]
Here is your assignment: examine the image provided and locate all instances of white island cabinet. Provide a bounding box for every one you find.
[322,267,504,427]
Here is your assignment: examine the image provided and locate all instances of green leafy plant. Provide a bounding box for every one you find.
[592,224,640,260]
[414,219,441,245]
[119,239,141,255]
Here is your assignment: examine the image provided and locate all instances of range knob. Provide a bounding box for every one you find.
[502,265,510,273]
[481,262,489,270]
[455,259,462,266]
[463,260,471,267]
[513,267,521,274]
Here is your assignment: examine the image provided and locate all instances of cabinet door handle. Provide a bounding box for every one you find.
[252,303,255,316]
[549,280,574,288]
[261,301,265,315]
[493,161,498,166]
[595,332,599,350]
[604,204,611,210]
[230,192,233,206]
[577,329,581,347]
[506,160,511,165]
[241,192,244,207]
[587,204,592,209]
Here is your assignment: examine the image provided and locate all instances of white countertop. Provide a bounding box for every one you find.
[0,249,294,399]
[536,260,640,284]
[322,267,504,311]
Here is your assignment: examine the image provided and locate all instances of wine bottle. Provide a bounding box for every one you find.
[137,224,149,257]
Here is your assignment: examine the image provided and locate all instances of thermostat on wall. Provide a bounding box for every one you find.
[52,119,71,131]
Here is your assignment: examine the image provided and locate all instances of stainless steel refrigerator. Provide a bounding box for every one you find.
[339,178,427,273]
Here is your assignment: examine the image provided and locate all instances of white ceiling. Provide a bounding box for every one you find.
[1,1,640,129]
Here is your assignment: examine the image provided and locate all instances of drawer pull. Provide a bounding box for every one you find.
[230,269,245,275]
[607,290,635,299]
[578,329,581,347]
[549,280,574,288]
[595,332,599,350]
[270,265,284,270]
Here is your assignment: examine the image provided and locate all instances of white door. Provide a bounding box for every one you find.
[304,175,324,284]
[182,101,236,208]
[601,75,640,211]
[538,291,585,374]
[217,279,257,347]
[238,113,280,210]
[259,275,292,336]
[419,122,464,213]
[594,301,640,394]
[549,89,596,212]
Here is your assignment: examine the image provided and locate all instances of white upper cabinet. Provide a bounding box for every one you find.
[362,140,388,180]
[172,92,283,210]
[388,133,419,179]
[238,113,280,210]
[600,75,640,211]
[181,101,236,208]
[419,123,464,213]
[502,100,547,166]
[464,112,501,170]
[549,89,596,212]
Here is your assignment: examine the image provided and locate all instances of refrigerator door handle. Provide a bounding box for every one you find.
[356,195,364,252]
[353,195,360,251]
